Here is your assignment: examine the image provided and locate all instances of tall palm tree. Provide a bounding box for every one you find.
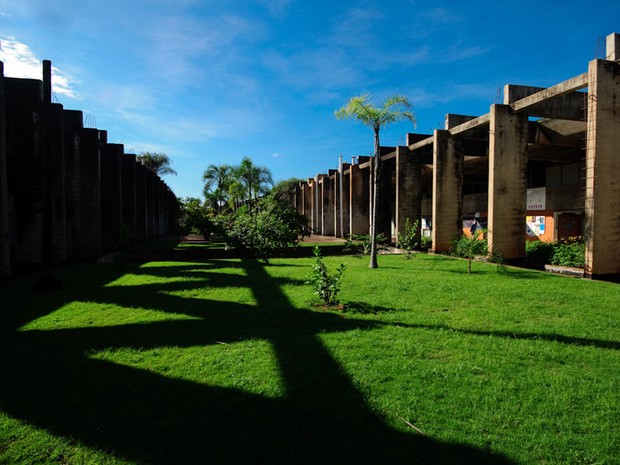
[138,152,177,176]
[202,164,232,213]
[335,93,415,268]
[236,156,273,201]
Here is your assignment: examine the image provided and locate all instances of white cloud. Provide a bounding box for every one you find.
[0,36,78,99]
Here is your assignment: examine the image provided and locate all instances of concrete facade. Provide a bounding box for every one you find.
[293,32,620,279]
[0,60,178,276]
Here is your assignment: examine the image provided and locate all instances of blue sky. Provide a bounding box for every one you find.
[1,0,619,199]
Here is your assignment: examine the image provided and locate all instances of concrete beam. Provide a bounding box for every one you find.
[509,73,588,114]
[584,58,620,278]
[449,114,490,136]
[432,130,464,252]
[445,114,477,130]
[487,104,528,260]
[504,84,586,120]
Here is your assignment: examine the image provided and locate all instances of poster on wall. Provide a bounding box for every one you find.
[526,216,546,237]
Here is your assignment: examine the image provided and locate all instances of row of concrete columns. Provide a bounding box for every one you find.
[0,61,179,276]
[292,34,620,279]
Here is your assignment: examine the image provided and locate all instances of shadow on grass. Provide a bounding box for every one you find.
[344,301,396,314]
[383,321,620,352]
[0,259,516,465]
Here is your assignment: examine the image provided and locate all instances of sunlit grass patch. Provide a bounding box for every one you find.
[88,339,285,398]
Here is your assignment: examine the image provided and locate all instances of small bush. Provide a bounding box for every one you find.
[344,233,389,255]
[525,240,555,266]
[420,236,432,250]
[305,246,346,309]
[551,237,585,268]
[398,218,420,258]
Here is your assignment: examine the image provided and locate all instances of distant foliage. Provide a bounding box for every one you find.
[179,197,211,237]
[306,246,346,309]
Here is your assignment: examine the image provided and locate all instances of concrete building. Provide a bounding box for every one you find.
[0,60,179,277]
[294,33,620,280]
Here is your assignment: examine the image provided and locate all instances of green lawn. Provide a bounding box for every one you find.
[1,255,618,464]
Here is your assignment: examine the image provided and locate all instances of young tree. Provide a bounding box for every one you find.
[202,164,233,213]
[335,94,415,268]
[138,152,177,176]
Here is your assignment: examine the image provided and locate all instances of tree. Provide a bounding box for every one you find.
[236,156,273,201]
[138,152,177,176]
[202,164,233,213]
[335,93,415,268]
[271,177,304,204]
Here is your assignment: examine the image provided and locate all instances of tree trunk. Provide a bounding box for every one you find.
[369,128,380,268]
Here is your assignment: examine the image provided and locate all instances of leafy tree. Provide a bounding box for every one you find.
[335,93,415,268]
[202,164,233,213]
[178,197,211,237]
[306,246,346,309]
[138,152,177,176]
[271,177,303,204]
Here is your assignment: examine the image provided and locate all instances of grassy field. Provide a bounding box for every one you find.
[1,254,618,464]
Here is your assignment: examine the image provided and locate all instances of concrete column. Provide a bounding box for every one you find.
[302,181,312,230]
[121,154,137,245]
[321,173,334,236]
[0,63,10,276]
[332,172,340,237]
[341,164,351,238]
[395,146,422,245]
[376,158,392,240]
[46,103,67,263]
[349,163,370,235]
[135,162,147,243]
[584,58,620,278]
[145,168,155,240]
[487,104,528,260]
[432,130,463,252]
[100,143,123,253]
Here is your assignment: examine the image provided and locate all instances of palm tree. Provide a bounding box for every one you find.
[138,152,177,176]
[335,93,415,268]
[202,164,233,213]
[236,156,273,201]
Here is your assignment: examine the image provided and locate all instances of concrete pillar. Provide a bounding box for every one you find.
[395,146,422,245]
[584,58,620,278]
[121,154,137,245]
[332,171,340,237]
[376,158,392,240]
[321,173,334,236]
[45,103,67,263]
[135,162,147,243]
[432,130,463,252]
[5,78,45,265]
[0,63,10,276]
[145,168,155,240]
[302,181,312,230]
[100,143,123,253]
[487,104,528,260]
[349,162,370,235]
[341,164,351,238]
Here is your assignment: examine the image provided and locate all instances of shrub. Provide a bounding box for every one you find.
[223,195,309,261]
[525,240,555,266]
[420,236,432,250]
[551,237,585,268]
[344,233,389,255]
[398,218,420,258]
[305,246,346,309]
[179,197,212,237]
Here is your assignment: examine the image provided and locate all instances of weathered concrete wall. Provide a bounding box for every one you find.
[349,162,370,235]
[0,64,10,276]
[584,58,620,277]
[46,103,67,263]
[321,172,335,236]
[100,142,123,253]
[121,154,137,246]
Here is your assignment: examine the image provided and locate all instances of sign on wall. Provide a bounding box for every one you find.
[526,216,546,237]
[527,187,546,210]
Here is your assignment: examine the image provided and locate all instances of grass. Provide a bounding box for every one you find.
[1,254,619,464]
